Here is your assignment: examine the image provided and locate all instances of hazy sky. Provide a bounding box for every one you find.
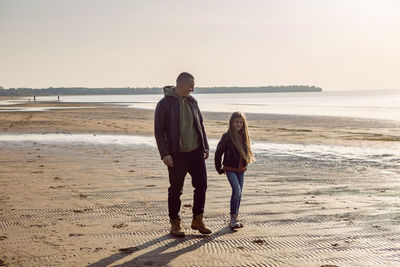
[1,0,399,90]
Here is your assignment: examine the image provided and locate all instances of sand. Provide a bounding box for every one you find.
[1,101,400,266]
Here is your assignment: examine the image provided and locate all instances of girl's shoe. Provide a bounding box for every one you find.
[236,214,243,227]
[230,214,240,229]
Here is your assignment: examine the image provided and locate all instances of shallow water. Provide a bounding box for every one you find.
[0,99,28,106]
[128,90,400,122]
[2,89,399,121]
[1,133,398,177]
[0,133,156,147]
[0,106,96,112]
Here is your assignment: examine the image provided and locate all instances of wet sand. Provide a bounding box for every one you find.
[1,101,400,266]
[1,101,399,146]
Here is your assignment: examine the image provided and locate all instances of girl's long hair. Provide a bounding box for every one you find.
[228,111,255,164]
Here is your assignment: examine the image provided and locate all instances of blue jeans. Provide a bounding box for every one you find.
[226,171,244,214]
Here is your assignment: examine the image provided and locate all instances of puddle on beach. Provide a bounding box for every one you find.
[0,106,97,112]
[0,99,28,106]
[1,133,399,172]
[0,133,156,147]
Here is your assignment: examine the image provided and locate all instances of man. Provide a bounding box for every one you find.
[154,72,212,237]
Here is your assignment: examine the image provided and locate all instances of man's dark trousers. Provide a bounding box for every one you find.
[167,148,207,219]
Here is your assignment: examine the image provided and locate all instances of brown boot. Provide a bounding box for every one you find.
[170,218,185,238]
[191,214,212,234]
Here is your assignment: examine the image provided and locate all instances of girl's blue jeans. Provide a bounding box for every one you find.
[226,171,244,214]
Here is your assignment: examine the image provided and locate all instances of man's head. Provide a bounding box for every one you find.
[175,72,194,97]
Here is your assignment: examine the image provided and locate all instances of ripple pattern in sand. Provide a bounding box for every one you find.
[1,142,400,266]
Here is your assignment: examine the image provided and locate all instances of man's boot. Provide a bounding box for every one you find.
[170,218,185,237]
[191,214,212,234]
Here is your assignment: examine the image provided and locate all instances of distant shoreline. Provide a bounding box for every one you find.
[0,86,322,96]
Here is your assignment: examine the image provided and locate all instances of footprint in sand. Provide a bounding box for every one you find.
[49,186,65,189]
[78,194,88,199]
[252,239,268,245]
[68,233,84,237]
[112,223,128,229]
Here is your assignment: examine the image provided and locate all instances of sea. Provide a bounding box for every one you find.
[2,89,400,122]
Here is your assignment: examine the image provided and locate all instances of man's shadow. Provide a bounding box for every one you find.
[87,226,233,267]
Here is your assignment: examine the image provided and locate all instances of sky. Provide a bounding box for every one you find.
[1,0,399,91]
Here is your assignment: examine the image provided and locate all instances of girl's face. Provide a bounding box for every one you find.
[232,117,244,132]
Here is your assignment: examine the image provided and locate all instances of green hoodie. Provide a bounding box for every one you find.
[163,86,199,153]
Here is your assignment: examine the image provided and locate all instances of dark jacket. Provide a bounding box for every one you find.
[214,132,247,174]
[154,87,209,158]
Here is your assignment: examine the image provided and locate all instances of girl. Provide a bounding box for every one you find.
[215,111,255,229]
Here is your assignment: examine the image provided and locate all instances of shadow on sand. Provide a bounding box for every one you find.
[87,226,233,266]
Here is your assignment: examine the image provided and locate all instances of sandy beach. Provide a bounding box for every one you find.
[1,101,400,266]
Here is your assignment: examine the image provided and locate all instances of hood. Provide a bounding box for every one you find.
[163,86,180,99]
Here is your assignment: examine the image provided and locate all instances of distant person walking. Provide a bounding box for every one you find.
[215,111,255,229]
[154,72,212,237]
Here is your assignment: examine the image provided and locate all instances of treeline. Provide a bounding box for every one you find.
[0,85,321,96]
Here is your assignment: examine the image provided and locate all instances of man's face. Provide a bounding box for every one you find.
[179,78,194,97]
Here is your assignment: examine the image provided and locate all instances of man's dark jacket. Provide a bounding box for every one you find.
[154,87,209,159]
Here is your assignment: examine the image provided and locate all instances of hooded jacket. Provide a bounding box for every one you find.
[154,86,209,158]
[214,132,248,174]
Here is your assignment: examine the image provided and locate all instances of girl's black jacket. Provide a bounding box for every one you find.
[214,132,247,174]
